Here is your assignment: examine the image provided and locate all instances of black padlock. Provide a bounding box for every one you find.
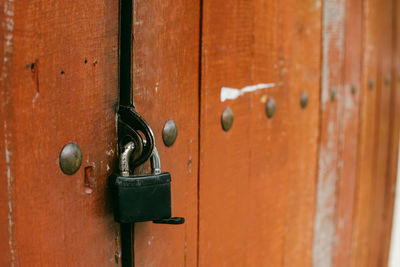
[109,142,182,223]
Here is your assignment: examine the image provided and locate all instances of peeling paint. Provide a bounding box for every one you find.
[220,83,275,102]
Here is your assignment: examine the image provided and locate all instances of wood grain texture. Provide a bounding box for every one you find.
[351,0,380,265]
[0,0,120,266]
[379,1,400,264]
[131,0,200,266]
[332,0,363,265]
[313,0,346,266]
[199,0,321,266]
[351,0,397,266]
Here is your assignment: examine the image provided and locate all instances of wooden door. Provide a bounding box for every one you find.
[1,0,399,266]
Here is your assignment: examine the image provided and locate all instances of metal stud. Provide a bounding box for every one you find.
[266,98,276,118]
[351,84,356,95]
[368,78,375,90]
[221,107,234,132]
[162,120,178,147]
[59,142,83,175]
[330,87,337,102]
[300,92,309,109]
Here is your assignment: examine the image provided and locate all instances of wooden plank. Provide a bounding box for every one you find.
[332,0,363,265]
[199,0,321,266]
[351,0,396,265]
[0,1,17,265]
[313,0,346,266]
[380,0,400,264]
[131,0,200,266]
[350,0,380,264]
[366,0,394,264]
[0,0,120,265]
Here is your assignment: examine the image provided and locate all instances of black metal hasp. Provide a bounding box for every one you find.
[117,106,155,170]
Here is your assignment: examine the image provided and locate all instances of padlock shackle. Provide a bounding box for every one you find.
[150,147,161,175]
[120,142,135,176]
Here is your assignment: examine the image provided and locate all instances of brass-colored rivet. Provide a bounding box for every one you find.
[385,76,391,86]
[300,92,309,109]
[266,98,276,118]
[351,84,356,95]
[368,78,375,90]
[330,87,337,101]
[162,120,178,147]
[221,107,234,132]
[59,142,82,175]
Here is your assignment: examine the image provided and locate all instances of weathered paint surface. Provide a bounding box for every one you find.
[313,0,346,266]
[332,0,363,265]
[0,1,17,266]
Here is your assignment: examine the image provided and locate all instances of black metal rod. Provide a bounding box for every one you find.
[119,0,133,107]
[120,223,134,267]
[119,1,135,264]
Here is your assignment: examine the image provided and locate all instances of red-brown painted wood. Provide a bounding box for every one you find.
[131,0,200,266]
[0,0,120,265]
[0,0,399,266]
[351,0,398,266]
[333,0,363,265]
[199,1,321,266]
[379,1,400,264]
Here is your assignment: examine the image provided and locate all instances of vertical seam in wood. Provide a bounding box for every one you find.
[196,0,204,266]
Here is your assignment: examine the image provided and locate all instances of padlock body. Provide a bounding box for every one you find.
[109,172,172,223]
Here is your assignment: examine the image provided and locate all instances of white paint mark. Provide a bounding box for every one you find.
[220,83,275,102]
[155,82,159,93]
[32,92,39,104]
[106,164,110,171]
[106,149,114,156]
[4,121,15,267]
[1,0,14,82]
[2,1,16,265]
